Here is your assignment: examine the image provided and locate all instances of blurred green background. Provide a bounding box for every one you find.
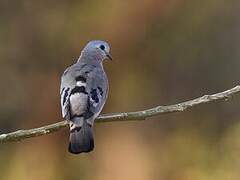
[1,0,240,179]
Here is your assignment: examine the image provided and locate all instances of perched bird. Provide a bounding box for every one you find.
[60,40,112,154]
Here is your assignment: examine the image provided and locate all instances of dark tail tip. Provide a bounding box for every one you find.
[68,123,94,154]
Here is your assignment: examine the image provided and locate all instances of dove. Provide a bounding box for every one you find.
[60,40,112,154]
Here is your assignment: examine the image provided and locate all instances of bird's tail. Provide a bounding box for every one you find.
[68,117,94,154]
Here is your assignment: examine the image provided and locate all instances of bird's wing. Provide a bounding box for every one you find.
[85,66,108,121]
[60,63,108,122]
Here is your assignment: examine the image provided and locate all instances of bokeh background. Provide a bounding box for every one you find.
[1,0,240,179]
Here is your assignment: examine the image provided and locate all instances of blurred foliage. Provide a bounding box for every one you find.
[1,0,240,179]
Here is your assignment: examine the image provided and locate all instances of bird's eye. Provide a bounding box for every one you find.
[99,45,105,50]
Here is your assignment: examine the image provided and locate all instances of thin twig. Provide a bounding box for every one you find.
[1,85,240,143]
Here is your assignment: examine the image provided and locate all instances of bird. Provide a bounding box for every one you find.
[60,40,112,154]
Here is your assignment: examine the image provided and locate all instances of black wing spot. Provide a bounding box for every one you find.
[71,86,88,95]
[63,88,70,106]
[90,89,99,103]
[60,87,65,95]
[97,87,103,96]
[75,76,86,82]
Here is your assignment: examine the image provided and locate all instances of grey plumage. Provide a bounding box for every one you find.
[60,40,111,154]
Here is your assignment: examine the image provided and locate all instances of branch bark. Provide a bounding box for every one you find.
[1,85,240,143]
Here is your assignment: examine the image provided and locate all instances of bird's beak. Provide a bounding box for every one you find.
[105,51,113,60]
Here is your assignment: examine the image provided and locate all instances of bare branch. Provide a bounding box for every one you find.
[1,85,240,143]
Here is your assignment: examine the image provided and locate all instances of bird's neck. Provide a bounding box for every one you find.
[77,51,103,66]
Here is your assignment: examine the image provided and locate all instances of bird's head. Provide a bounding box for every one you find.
[82,40,112,62]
